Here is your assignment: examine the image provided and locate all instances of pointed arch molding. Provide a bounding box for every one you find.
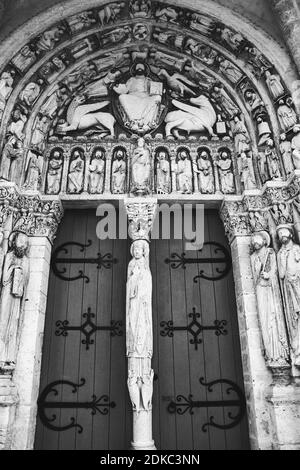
[0,0,299,197]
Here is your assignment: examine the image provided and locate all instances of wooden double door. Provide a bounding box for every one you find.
[35,209,249,450]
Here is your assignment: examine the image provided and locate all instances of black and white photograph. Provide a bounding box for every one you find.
[0,0,299,456]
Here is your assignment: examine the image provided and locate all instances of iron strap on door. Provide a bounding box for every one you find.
[160,308,228,351]
[166,378,246,432]
[55,307,123,350]
[37,379,116,433]
[165,242,232,282]
[51,240,117,283]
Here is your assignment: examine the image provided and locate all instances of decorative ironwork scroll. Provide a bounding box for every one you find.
[160,308,227,351]
[37,379,116,433]
[165,242,232,282]
[51,240,117,283]
[55,308,123,350]
[167,378,246,432]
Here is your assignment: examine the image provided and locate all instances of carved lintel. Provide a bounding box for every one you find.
[124,198,158,242]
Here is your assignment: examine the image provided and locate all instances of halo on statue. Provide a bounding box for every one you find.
[254,230,271,248]
[8,230,28,249]
[130,60,150,77]
[276,224,295,236]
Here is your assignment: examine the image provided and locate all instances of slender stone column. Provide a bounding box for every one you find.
[0,187,63,449]
[124,199,157,451]
[270,0,300,74]
[10,196,63,449]
[220,201,275,450]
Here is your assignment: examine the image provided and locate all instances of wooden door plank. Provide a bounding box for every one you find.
[58,211,88,450]
[75,211,100,450]
[35,211,75,450]
[208,212,249,450]
[152,238,177,451]
[183,210,210,451]
[92,230,114,450]
[108,236,128,450]
[169,232,193,450]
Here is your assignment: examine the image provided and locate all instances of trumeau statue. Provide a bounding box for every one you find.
[156,149,171,194]
[114,61,163,134]
[277,225,300,368]
[67,149,84,194]
[126,238,154,413]
[131,138,151,196]
[46,149,63,195]
[126,240,153,360]
[251,232,290,368]
[111,148,127,194]
[88,149,105,194]
[176,149,193,194]
[0,231,30,372]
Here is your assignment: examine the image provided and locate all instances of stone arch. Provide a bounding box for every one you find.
[0,1,298,196]
[0,0,300,451]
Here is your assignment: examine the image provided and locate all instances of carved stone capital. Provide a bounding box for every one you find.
[13,196,63,243]
[220,198,251,243]
[124,198,158,242]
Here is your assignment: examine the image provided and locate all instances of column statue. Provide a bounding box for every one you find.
[277,225,300,368]
[125,200,157,450]
[251,232,290,368]
[0,231,30,373]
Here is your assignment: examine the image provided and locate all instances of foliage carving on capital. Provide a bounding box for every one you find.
[12,196,63,243]
[125,200,157,241]
[220,200,251,242]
